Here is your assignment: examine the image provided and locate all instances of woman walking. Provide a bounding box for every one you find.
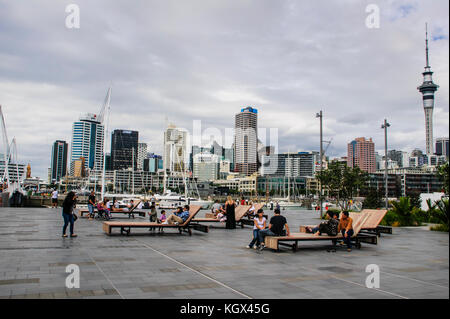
[247,209,266,249]
[225,196,236,229]
[62,191,78,238]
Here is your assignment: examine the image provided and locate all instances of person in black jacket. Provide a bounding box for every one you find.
[62,191,78,238]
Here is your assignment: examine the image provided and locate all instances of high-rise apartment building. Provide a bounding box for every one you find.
[164,124,188,173]
[70,113,104,174]
[51,140,68,182]
[435,137,449,159]
[347,137,376,173]
[234,106,258,176]
[193,153,220,181]
[111,130,139,170]
[137,143,148,170]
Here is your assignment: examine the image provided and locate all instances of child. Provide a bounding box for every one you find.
[158,210,167,224]
[158,210,167,233]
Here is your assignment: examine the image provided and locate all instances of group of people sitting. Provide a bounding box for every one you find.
[247,209,355,252]
[87,191,138,220]
[304,210,354,251]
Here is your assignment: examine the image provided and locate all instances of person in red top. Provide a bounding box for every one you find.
[240,197,246,206]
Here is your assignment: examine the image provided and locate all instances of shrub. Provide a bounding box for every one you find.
[427,198,449,232]
[381,197,423,227]
[430,224,449,232]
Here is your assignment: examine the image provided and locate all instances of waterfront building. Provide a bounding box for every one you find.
[435,137,449,159]
[72,157,86,178]
[164,124,188,173]
[234,107,258,176]
[137,143,148,170]
[213,174,257,194]
[0,155,26,184]
[261,152,319,177]
[387,150,409,168]
[193,153,220,182]
[50,140,68,182]
[347,137,376,173]
[111,130,139,170]
[70,113,104,174]
[417,25,439,155]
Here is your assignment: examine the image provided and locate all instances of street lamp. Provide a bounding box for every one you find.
[316,111,323,218]
[381,119,390,209]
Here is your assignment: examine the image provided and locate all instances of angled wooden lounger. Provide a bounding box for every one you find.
[102,205,208,236]
[239,203,266,227]
[192,205,251,228]
[264,212,377,252]
[350,209,391,235]
[299,209,391,237]
[79,201,145,218]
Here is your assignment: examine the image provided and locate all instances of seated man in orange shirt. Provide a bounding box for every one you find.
[338,211,354,252]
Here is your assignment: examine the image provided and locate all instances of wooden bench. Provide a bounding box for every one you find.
[79,201,146,218]
[265,212,377,252]
[102,205,208,236]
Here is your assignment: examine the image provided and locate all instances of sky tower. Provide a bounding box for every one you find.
[417,23,439,155]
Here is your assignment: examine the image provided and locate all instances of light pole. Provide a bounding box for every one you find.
[316,110,323,218]
[381,119,390,209]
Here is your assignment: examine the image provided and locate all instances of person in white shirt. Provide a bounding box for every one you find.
[51,189,58,208]
[247,209,266,249]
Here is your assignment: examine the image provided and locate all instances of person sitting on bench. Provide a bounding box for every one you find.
[258,208,291,250]
[247,201,256,217]
[338,211,354,252]
[158,210,167,224]
[305,211,339,236]
[211,200,222,214]
[164,205,190,225]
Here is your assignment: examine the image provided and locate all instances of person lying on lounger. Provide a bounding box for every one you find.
[305,211,339,236]
[163,205,190,225]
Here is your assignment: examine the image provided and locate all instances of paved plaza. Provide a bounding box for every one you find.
[0,207,448,299]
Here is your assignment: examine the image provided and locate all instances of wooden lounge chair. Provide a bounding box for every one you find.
[192,203,266,228]
[102,205,208,236]
[239,203,266,227]
[350,209,391,235]
[264,212,377,252]
[299,209,391,237]
[192,205,250,227]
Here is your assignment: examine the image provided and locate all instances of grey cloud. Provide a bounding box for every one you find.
[0,0,448,179]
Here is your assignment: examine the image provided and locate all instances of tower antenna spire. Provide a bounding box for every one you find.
[425,23,430,68]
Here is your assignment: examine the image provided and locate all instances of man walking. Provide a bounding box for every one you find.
[51,189,58,208]
[88,190,96,220]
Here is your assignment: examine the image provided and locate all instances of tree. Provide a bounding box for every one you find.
[362,189,383,209]
[436,162,449,195]
[316,162,369,210]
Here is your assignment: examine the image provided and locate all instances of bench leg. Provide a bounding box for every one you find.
[292,241,298,252]
[120,227,130,236]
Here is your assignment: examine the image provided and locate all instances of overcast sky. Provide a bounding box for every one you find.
[0,0,448,180]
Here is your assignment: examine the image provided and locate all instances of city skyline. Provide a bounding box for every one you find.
[0,1,448,179]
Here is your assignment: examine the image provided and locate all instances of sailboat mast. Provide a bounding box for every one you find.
[101,87,111,201]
